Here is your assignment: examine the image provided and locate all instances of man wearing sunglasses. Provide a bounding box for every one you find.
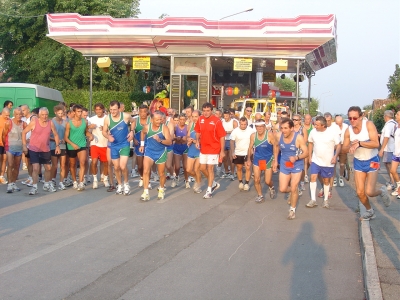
[342,106,390,221]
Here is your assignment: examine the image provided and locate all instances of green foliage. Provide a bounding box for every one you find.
[372,109,385,132]
[363,104,372,110]
[0,0,140,91]
[275,76,297,93]
[387,64,400,100]
[299,98,319,116]
[130,91,155,104]
[61,90,131,111]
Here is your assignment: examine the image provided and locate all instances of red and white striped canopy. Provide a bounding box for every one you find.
[46,13,337,71]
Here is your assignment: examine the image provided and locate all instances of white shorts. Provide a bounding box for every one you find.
[199,153,219,165]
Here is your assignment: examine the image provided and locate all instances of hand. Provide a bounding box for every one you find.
[22,145,28,154]
[330,156,337,164]
[232,154,237,159]
[133,138,139,146]
[245,159,251,167]
[55,147,61,155]
[72,143,79,150]
[108,134,115,143]
[153,134,161,142]
[139,146,144,153]
[219,151,225,162]
[196,141,200,149]
[378,149,383,158]
[272,161,278,172]
[88,135,94,142]
[289,156,296,163]
[127,131,134,141]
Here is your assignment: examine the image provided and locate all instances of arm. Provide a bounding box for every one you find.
[308,142,314,163]
[294,135,308,161]
[22,120,35,153]
[84,119,94,141]
[272,132,281,172]
[124,112,134,141]
[161,124,172,146]
[102,117,114,143]
[50,121,61,154]
[246,133,255,167]
[139,125,148,153]
[302,127,308,143]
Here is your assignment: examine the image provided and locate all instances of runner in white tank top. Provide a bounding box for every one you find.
[342,106,390,221]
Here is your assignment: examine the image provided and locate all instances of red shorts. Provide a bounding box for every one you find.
[90,145,107,162]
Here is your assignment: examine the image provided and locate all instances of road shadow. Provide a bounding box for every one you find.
[282,222,327,300]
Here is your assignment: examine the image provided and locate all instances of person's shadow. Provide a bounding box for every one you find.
[282,222,327,300]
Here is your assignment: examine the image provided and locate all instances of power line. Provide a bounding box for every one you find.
[0,11,46,18]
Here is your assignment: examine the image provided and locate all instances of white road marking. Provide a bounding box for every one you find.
[0,217,126,275]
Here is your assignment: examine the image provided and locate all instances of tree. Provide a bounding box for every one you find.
[0,0,140,91]
[387,64,400,100]
[363,104,372,110]
[274,76,297,93]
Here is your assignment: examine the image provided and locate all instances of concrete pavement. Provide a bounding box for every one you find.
[0,171,367,299]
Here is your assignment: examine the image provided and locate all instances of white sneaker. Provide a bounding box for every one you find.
[103,177,110,188]
[185,180,190,189]
[157,188,165,200]
[148,183,152,190]
[130,169,139,178]
[239,182,244,190]
[47,184,57,192]
[22,163,28,170]
[380,186,391,207]
[73,181,78,189]
[93,180,98,189]
[339,176,344,187]
[59,182,66,190]
[123,183,131,195]
[7,184,13,193]
[116,184,123,195]
[77,182,85,191]
[28,187,38,195]
[306,200,318,208]
[12,183,21,192]
[85,175,91,183]
[333,178,337,187]
[138,178,143,187]
[304,175,309,183]
[43,184,50,191]
[140,192,150,201]
[243,183,250,191]
[152,172,159,182]
[171,176,178,188]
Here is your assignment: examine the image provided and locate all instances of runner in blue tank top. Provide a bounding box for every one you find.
[186,110,202,193]
[273,118,308,220]
[247,120,276,203]
[139,111,172,202]
[102,101,134,196]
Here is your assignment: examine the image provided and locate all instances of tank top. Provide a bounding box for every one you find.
[109,113,129,148]
[279,132,304,169]
[50,118,67,150]
[134,116,150,145]
[188,122,199,155]
[145,123,166,154]
[67,118,87,150]
[349,119,378,160]
[254,131,273,160]
[6,120,24,152]
[222,119,235,140]
[306,124,314,136]
[175,124,188,144]
[29,118,51,152]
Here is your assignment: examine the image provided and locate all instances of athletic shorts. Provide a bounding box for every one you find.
[90,145,107,162]
[279,160,304,175]
[166,144,174,153]
[51,149,66,157]
[353,155,380,173]
[29,150,51,165]
[145,148,167,164]
[110,145,130,159]
[67,147,86,158]
[310,162,334,178]
[382,151,393,163]
[253,155,273,169]
[224,140,230,151]
[173,143,188,156]
[199,153,219,165]
[232,155,246,165]
[338,152,348,164]
[134,145,144,157]
[187,145,200,159]
[0,146,5,155]
[7,150,23,157]
[392,155,400,163]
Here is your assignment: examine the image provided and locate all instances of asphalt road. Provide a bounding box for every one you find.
[0,172,364,300]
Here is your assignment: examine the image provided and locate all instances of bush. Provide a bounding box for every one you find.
[62,90,131,110]
[372,109,385,132]
[130,91,155,104]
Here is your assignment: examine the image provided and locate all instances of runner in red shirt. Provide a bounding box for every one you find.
[195,102,226,198]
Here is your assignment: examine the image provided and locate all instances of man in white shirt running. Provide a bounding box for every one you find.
[306,116,341,208]
[379,110,397,191]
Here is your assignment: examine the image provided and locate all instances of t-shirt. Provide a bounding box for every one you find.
[230,127,254,155]
[194,115,226,154]
[328,123,341,140]
[88,115,108,148]
[308,127,340,167]
[337,123,349,144]
[380,119,396,152]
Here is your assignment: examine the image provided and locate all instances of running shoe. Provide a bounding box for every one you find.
[380,186,391,207]
[299,182,306,191]
[0,176,7,184]
[153,172,160,182]
[59,182,66,190]
[140,192,150,201]
[157,188,165,200]
[318,188,324,198]
[339,176,345,187]
[7,184,13,193]
[238,182,244,190]
[304,175,309,183]
[243,183,250,191]
[85,175,91,183]
[82,178,87,186]
[130,169,139,178]
[333,178,337,187]
[360,208,376,221]
[116,184,123,195]
[286,192,291,205]
[77,182,85,191]
[220,172,231,179]
[203,191,212,199]
[73,181,78,189]
[107,185,116,192]
[188,176,195,182]
[63,178,73,187]
[51,179,57,186]
[103,177,110,188]
[171,176,178,188]
[322,200,329,209]
[386,182,395,191]
[43,184,50,191]
[148,183,152,190]
[193,183,202,194]
[306,200,318,208]
[269,186,277,199]
[211,182,220,193]
[255,195,265,203]
[138,178,143,187]
[12,183,21,192]
[93,180,98,189]
[47,184,57,193]
[185,180,190,189]
[21,177,31,185]
[22,163,28,170]
[298,187,303,196]
[123,183,131,195]
[287,208,296,220]
[216,167,221,177]
[38,177,44,184]
[28,187,38,195]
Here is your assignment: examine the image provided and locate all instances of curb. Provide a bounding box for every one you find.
[359,201,383,300]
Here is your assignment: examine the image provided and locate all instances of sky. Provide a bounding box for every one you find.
[138,0,400,115]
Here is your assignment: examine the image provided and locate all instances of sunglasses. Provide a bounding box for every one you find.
[292,119,300,121]
[348,117,359,121]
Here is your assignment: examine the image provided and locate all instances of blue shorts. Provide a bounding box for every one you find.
[224,140,230,151]
[144,148,167,164]
[280,160,304,175]
[353,155,380,173]
[134,145,144,157]
[110,145,130,159]
[173,143,188,156]
[392,155,400,163]
[7,150,23,157]
[253,155,273,169]
[310,162,334,178]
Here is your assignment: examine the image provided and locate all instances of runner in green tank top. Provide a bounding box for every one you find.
[64,104,93,191]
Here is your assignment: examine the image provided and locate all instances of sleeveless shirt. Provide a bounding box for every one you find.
[349,119,378,160]
[29,118,51,152]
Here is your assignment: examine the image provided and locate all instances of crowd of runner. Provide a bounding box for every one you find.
[0,99,395,220]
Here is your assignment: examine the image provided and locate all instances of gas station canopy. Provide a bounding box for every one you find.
[46,13,337,73]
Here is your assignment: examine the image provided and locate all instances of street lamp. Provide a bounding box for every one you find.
[220,8,253,20]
